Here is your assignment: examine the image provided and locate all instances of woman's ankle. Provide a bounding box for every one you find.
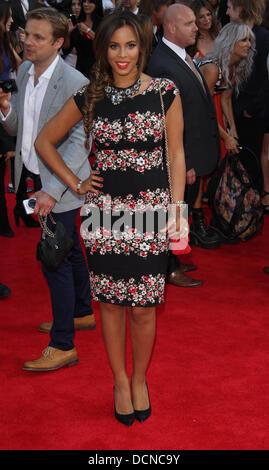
[131,373,146,387]
[113,379,133,414]
[131,377,149,410]
[113,372,130,391]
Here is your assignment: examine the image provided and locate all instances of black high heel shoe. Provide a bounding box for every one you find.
[0,226,14,237]
[113,387,135,427]
[13,206,40,228]
[133,382,151,423]
[0,211,14,237]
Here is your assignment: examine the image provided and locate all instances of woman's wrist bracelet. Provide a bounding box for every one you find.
[173,200,186,206]
[76,180,83,194]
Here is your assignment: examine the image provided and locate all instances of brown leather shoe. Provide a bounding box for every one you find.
[263,267,269,275]
[167,269,203,287]
[38,314,96,333]
[23,346,78,371]
[179,263,197,273]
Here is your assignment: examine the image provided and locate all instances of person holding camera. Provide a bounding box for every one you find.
[0,0,21,237]
[62,0,82,68]
[62,0,102,78]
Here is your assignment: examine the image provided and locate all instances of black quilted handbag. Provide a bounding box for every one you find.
[36,213,74,271]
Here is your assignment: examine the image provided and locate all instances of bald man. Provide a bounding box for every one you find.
[147,3,220,287]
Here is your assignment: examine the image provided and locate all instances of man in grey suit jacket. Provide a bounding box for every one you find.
[0,8,95,371]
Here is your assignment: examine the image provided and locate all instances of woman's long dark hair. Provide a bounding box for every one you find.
[0,1,17,75]
[188,0,219,57]
[79,0,101,22]
[82,10,147,148]
[63,0,82,17]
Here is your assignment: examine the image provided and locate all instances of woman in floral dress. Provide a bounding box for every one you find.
[35,10,186,426]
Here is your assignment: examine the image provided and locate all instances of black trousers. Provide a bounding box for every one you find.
[42,207,93,350]
[0,157,9,231]
[0,125,15,231]
[166,177,200,276]
[235,116,269,193]
[16,164,42,206]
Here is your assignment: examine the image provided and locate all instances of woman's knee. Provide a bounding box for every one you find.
[129,306,155,326]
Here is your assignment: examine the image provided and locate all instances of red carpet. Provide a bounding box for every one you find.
[1,190,269,450]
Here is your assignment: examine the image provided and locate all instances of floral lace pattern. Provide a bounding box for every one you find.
[94,111,163,146]
[83,227,168,257]
[215,161,262,238]
[84,187,170,211]
[141,77,178,97]
[81,188,170,257]
[95,147,163,172]
[90,272,166,306]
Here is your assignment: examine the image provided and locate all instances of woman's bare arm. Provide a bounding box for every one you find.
[165,92,186,204]
[35,97,102,194]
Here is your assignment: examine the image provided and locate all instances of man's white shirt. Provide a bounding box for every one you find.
[162,37,187,63]
[20,0,29,17]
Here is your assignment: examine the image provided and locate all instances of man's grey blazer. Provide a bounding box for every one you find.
[1,56,90,213]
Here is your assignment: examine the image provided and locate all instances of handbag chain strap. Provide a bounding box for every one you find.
[159,86,173,203]
[38,211,57,239]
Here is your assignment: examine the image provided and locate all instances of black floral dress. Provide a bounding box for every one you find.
[74,78,178,307]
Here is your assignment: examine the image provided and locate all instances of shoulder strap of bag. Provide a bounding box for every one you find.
[159,85,173,203]
[38,212,56,239]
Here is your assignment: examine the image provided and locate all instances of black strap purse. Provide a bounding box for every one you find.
[36,213,74,271]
